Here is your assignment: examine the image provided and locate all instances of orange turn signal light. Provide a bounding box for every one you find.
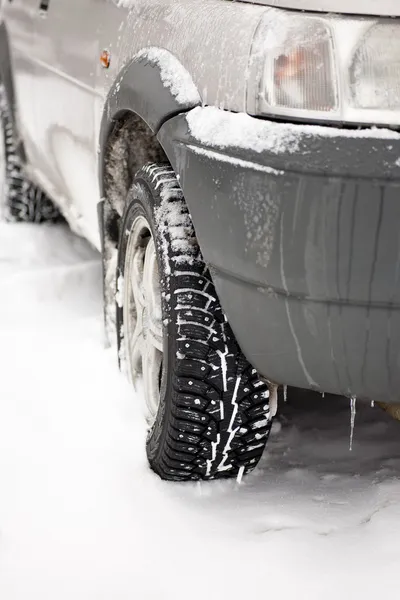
[100,50,111,69]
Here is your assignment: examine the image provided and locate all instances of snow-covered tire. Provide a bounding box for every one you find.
[0,84,61,223]
[117,164,272,481]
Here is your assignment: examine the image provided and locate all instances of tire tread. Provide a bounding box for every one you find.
[120,163,272,481]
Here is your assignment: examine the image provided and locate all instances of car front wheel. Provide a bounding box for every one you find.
[117,163,272,481]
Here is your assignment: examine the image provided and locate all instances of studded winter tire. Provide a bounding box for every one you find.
[0,84,61,223]
[117,164,272,481]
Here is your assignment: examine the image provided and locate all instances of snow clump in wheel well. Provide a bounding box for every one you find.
[103,113,168,218]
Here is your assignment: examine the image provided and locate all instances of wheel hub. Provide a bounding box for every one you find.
[124,215,163,425]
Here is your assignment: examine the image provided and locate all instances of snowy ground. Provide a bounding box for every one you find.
[1,221,400,600]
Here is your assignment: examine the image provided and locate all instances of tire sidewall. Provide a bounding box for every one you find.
[117,166,272,481]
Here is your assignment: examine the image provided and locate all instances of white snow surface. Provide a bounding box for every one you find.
[187,106,400,154]
[1,222,400,599]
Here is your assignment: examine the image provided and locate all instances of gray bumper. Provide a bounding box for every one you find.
[158,108,400,403]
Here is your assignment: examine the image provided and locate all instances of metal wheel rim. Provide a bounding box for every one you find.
[124,215,163,425]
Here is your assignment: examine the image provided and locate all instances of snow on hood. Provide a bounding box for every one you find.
[246,0,400,17]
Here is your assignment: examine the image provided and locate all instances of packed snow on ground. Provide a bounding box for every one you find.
[1,221,400,600]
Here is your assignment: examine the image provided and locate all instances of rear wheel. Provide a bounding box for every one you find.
[117,164,272,481]
[0,84,60,223]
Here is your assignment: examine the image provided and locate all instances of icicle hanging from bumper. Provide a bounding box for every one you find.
[349,396,357,451]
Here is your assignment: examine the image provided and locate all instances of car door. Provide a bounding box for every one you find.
[3,0,40,168]
[32,0,101,246]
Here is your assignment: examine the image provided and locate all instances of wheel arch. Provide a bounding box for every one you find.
[98,48,201,204]
[98,49,201,347]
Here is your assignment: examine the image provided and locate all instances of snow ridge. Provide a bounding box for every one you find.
[187,106,400,156]
[136,48,201,105]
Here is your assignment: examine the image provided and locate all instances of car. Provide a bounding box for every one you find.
[1,0,400,481]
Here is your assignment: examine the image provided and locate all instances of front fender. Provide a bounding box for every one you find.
[99,47,201,196]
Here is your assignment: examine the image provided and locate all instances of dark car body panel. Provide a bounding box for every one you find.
[159,112,400,403]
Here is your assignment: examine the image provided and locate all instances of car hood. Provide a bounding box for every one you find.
[245,0,400,17]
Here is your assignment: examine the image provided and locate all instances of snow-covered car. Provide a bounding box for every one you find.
[1,0,400,481]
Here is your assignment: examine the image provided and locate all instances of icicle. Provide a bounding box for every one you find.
[371,400,375,408]
[283,385,288,403]
[349,396,357,451]
[268,382,279,417]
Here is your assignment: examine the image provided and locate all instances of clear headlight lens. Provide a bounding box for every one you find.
[350,24,400,111]
[254,10,400,126]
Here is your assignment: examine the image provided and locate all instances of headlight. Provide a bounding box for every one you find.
[250,9,400,126]
[350,24,400,111]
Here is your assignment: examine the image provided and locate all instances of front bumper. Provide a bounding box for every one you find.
[158,107,400,403]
